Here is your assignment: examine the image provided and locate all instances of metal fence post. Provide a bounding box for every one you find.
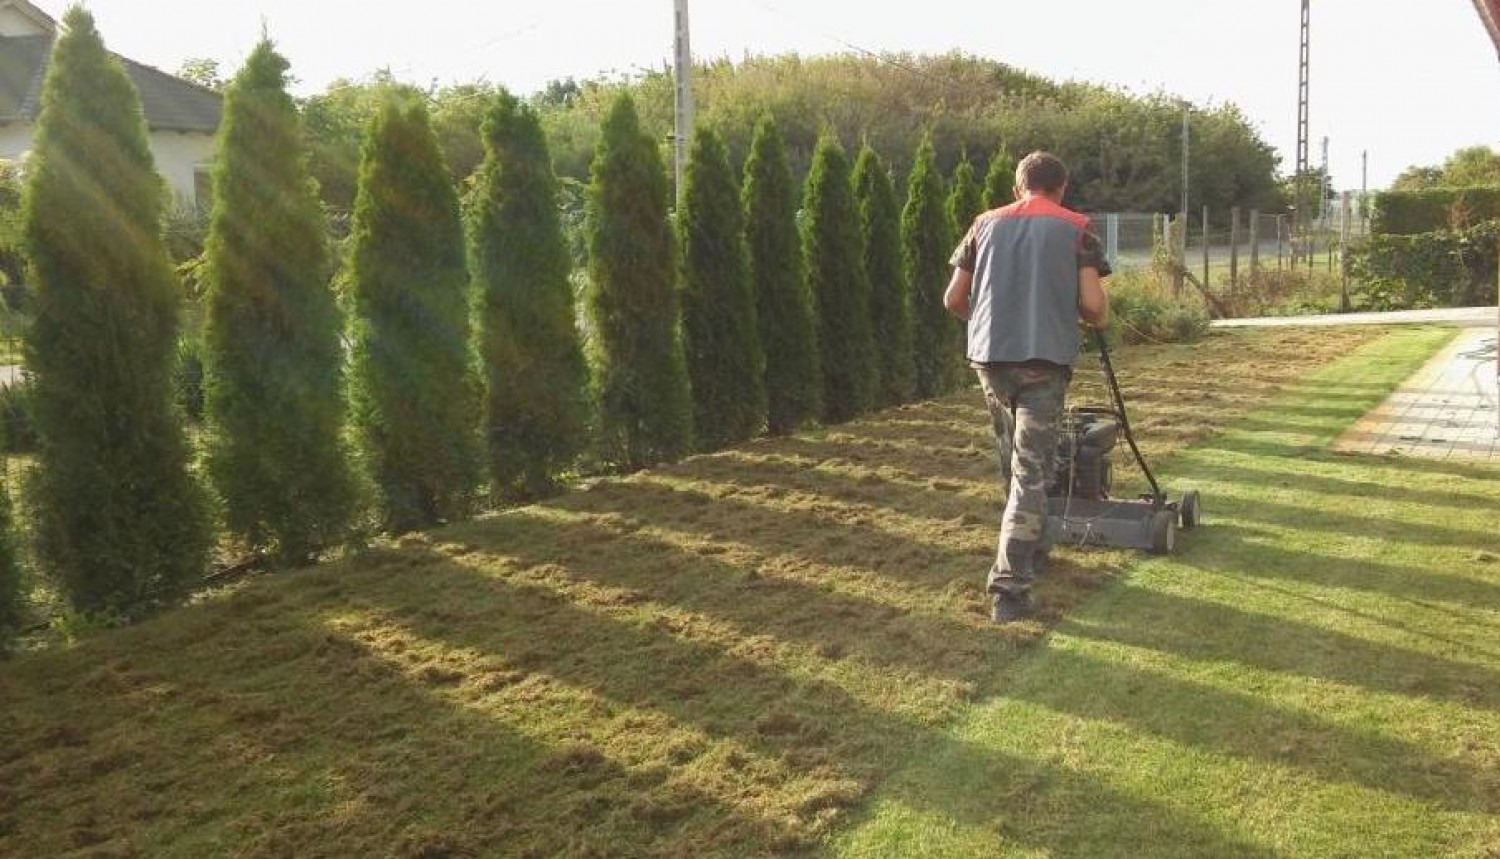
[1201,206,1210,288]
[1249,209,1260,281]
[1229,207,1241,292]
[1339,191,1352,312]
[1106,214,1120,266]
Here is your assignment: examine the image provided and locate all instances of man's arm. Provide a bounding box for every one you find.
[1078,266,1109,329]
[944,267,973,321]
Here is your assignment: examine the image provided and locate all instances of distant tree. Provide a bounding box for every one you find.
[743,115,821,434]
[803,133,876,423]
[585,93,693,468]
[348,94,479,531]
[177,57,224,91]
[948,153,984,233]
[680,126,765,450]
[201,40,358,565]
[983,145,1016,209]
[904,137,962,398]
[852,143,913,407]
[469,91,589,499]
[23,7,209,616]
[1441,146,1500,188]
[0,475,21,651]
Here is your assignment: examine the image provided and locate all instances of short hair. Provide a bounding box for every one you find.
[1016,151,1068,194]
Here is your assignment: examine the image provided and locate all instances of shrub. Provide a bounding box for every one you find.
[349,93,479,532]
[852,143,914,407]
[1349,221,1499,310]
[983,146,1016,209]
[585,93,694,469]
[803,133,877,424]
[743,115,820,435]
[470,92,590,498]
[0,475,22,652]
[22,8,210,617]
[680,126,766,450]
[1101,272,1211,346]
[0,378,35,454]
[202,40,359,563]
[1370,186,1500,236]
[903,137,962,398]
[947,153,983,233]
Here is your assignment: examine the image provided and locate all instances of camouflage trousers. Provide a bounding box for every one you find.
[975,363,1068,595]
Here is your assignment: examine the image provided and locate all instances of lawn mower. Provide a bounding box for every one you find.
[1043,330,1201,555]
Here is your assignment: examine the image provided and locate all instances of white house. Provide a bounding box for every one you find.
[0,0,221,208]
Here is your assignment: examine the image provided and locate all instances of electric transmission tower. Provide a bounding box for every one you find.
[673,0,695,204]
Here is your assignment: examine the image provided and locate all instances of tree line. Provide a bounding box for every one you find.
[2,9,1005,644]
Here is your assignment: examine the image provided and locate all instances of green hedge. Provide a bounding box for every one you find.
[1370,185,1500,236]
[1349,221,1499,310]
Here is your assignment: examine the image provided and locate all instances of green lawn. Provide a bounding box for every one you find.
[838,326,1500,857]
[2,326,1496,856]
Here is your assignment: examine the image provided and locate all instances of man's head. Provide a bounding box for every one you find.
[1014,151,1068,202]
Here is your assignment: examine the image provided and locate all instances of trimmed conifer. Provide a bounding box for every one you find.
[743,115,820,434]
[470,92,589,499]
[984,146,1017,209]
[949,153,984,233]
[903,137,963,398]
[852,143,914,407]
[202,40,357,564]
[680,127,765,450]
[22,7,209,616]
[803,133,877,424]
[0,478,21,650]
[348,94,478,531]
[585,93,693,469]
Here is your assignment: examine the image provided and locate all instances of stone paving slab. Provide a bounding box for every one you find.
[1334,328,1499,462]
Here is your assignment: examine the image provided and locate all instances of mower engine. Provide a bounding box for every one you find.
[1048,407,1121,502]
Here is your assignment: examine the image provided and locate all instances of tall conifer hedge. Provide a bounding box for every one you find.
[585,94,694,469]
[853,143,914,407]
[984,146,1017,209]
[949,154,984,234]
[202,40,357,563]
[349,94,478,531]
[0,479,21,650]
[804,134,876,424]
[22,8,209,615]
[743,116,820,434]
[681,127,765,450]
[903,137,962,398]
[470,92,589,498]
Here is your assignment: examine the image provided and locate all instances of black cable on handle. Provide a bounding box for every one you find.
[1093,329,1164,503]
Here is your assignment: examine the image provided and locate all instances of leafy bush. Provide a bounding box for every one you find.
[1102,272,1210,346]
[1349,221,1499,310]
[0,378,34,453]
[1370,186,1500,236]
[173,338,204,422]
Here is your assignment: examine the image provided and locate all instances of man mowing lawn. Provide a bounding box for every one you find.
[944,151,1111,623]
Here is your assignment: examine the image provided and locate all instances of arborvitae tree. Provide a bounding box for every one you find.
[0,478,21,651]
[984,146,1017,210]
[470,92,588,499]
[743,115,820,434]
[202,40,357,564]
[22,8,209,616]
[803,133,877,423]
[903,137,962,398]
[680,126,765,450]
[585,93,693,469]
[349,94,478,531]
[852,143,914,407]
[949,153,984,233]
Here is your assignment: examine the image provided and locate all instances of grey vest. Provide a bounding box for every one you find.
[962,197,1089,367]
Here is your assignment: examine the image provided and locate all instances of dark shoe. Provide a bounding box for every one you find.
[991,590,1035,624]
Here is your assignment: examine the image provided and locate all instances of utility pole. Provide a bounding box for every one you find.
[672,0,694,205]
[1319,136,1331,226]
[1361,149,1369,235]
[1295,0,1311,262]
[1180,104,1190,223]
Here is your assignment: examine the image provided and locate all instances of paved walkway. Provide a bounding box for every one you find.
[1334,327,1499,462]
[1213,306,1495,329]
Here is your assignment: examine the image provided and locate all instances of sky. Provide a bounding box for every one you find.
[50,0,1500,189]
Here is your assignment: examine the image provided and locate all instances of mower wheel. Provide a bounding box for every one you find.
[1149,509,1178,555]
[1179,490,1202,530]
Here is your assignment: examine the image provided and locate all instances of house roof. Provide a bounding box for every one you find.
[1476,0,1500,58]
[0,33,222,134]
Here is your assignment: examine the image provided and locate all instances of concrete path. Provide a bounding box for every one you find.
[1333,327,1499,462]
[1212,306,1496,329]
